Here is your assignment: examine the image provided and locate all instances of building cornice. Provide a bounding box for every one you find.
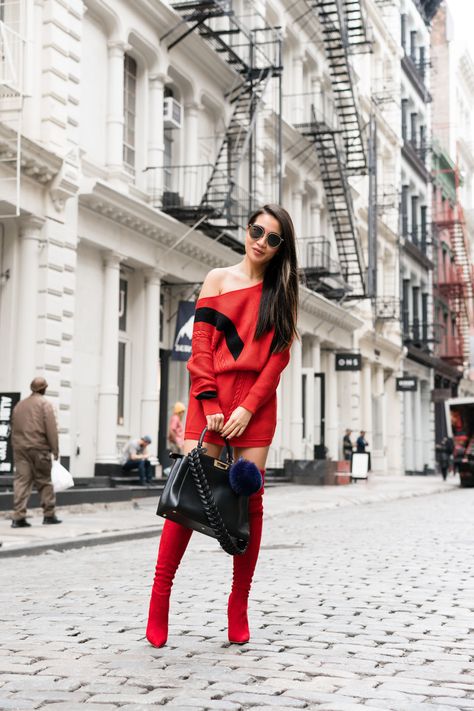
[78,180,238,269]
[0,124,62,185]
[299,285,364,331]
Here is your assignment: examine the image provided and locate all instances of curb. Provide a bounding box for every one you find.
[0,481,459,559]
[0,526,162,559]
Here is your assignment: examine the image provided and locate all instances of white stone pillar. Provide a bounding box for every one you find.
[292,189,304,238]
[325,352,339,459]
[147,72,166,198]
[106,40,126,173]
[362,360,373,444]
[293,55,304,124]
[404,390,414,473]
[290,337,303,458]
[96,252,122,463]
[184,102,200,205]
[312,337,321,372]
[140,269,162,459]
[14,218,44,394]
[375,364,385,450]
[310,202,322,238]
[414,383,423,472]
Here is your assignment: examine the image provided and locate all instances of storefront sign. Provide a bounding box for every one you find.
[335,353,361,371]
[0,392,20,474]
[171,301,195,361]
[396,377,418,392]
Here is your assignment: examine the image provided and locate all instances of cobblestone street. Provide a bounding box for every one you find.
[1,486,473,711]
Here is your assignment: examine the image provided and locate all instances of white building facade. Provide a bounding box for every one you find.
[0,0,429,479]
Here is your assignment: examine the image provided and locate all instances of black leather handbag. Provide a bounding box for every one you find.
[156,427,250,555]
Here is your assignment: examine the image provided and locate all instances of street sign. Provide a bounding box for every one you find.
[396,377,418,391]
[335,353,361,371]
[0,392,21,474]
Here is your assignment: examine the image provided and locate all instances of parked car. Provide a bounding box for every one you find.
[444,397,474,487]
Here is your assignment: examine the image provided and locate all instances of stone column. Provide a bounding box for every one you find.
[362,360,373,444]
[312,337,321,372]
[413,383,423,473]
[96,252,122,464]
[106,40,126,173]
[292,189,304,238]
[375,364,385,451]
[147,72,166,198]
[310,202,322,238]
[184,102,200,205]
[140,269,163,459]
[290,337,303,459]
[14,217,44,394]
[404,390,414,473]
[293,55,305,124]
[325,352,339,460]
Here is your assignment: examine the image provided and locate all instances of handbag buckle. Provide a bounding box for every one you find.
[213,459,228,470]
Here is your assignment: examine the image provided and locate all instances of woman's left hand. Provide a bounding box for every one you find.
[220,406,252,440]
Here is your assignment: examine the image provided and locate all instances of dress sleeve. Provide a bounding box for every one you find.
[239,347,291,414]
[187,319,222,417]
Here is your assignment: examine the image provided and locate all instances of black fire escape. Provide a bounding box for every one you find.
[156,0,281,252]
[295,0,369,299]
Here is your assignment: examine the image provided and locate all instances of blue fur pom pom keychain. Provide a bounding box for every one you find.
[229,457,262,496]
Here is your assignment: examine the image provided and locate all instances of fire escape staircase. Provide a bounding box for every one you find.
[436,212,473,367]
[292,0,369,298]
[297,108,365,297]
[160,0,280,249]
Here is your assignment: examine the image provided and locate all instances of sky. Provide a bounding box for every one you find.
[445,0,474,58]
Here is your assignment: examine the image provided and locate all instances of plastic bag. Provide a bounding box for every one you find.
[51,460,74,492]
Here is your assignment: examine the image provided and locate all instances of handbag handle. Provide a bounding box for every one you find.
[188,446,248,556]
[198,426,233,464]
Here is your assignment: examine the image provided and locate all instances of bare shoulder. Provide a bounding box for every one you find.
[199,268,230,298]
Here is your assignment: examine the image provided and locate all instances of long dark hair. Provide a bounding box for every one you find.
[250,204,299,352]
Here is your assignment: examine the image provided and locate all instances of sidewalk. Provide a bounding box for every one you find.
[0,473,459,558]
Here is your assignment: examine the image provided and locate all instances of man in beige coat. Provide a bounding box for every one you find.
[11,377,62,527]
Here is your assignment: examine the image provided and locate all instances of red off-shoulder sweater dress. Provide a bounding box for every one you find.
[184,281,291,447]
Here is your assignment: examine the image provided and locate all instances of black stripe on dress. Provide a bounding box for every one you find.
[194,307,244,361]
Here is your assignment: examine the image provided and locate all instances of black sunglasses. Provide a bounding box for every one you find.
[248,223,283,249]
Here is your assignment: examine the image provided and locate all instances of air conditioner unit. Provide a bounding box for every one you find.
[163,97,182,129]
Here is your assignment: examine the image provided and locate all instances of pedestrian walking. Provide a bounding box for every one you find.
[167,402,186,455]
[11,377,61,527]
[343,429,353,461]
[436,436,454,481]
[146,204,298,648]
[121,435,153,485]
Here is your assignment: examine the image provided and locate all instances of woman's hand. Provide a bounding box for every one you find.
[220,406,252,440]
[206,413,224,432]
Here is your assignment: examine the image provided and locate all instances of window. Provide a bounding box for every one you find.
[119,278,128,331]
[123,54,137,172]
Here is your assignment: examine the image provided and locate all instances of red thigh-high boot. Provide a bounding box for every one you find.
[227,470,264,644]
[146,520,193,647]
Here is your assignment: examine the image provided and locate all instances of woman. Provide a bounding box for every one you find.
[146,204,299,647]
[167,402,186,455]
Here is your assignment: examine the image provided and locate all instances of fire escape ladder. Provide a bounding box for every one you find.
[160,0,281,243]
[296,107,366,298]
[450,217,472,365]
[306,0,367,174]
[200,68,273,226]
